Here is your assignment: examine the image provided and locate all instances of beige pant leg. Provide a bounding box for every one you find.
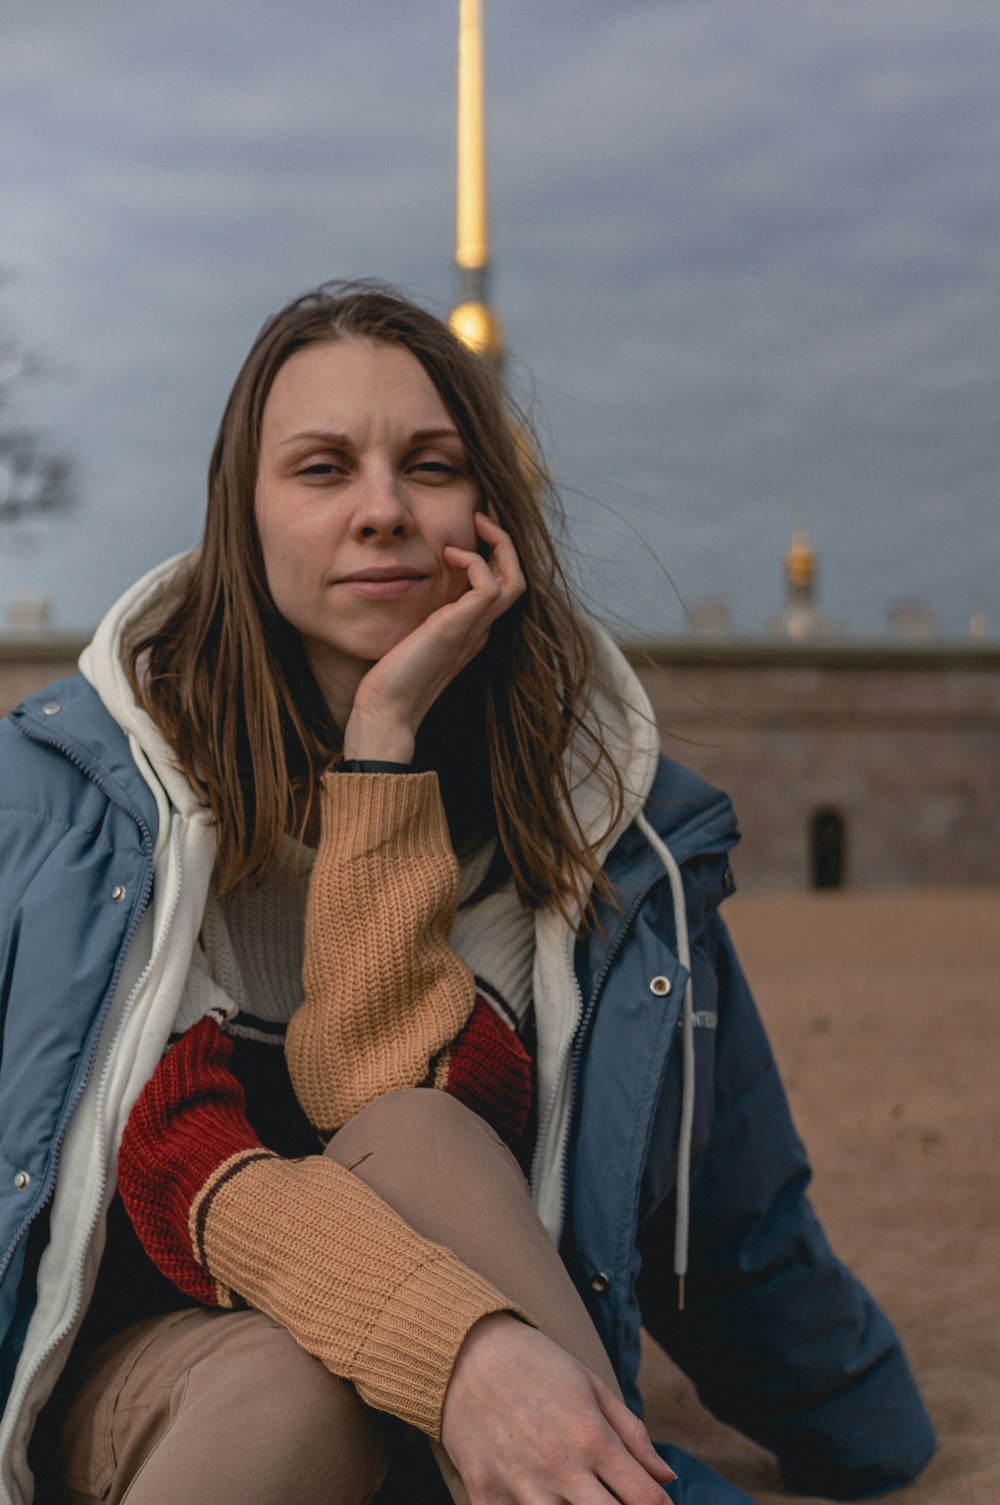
[51,1307,388,1505]
[325,1089,621,1505]
[50,1090,611,1505]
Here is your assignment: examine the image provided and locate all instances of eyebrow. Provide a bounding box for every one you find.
[277,427,463,448]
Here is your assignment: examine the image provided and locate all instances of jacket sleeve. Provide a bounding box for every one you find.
[285,770,530,1147]
[117,1012,522,1438]
[636,913,935,1501]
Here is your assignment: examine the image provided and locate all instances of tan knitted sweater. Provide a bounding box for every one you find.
[194,770,528,1436]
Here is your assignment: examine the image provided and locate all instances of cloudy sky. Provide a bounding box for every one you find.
[1,0,997,639]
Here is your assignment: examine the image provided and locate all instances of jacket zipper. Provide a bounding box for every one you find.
[532,867,670,1243]
[559,871,669,1235]
[0,721,155,1289]
[556,831,738,1278]
[529,932,586,1234]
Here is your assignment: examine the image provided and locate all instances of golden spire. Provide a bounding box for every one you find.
[785,525,816,600]
[449,0,503,363]
[455,0,488,274]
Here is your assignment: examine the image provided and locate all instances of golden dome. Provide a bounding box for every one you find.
[448,300,503,359]
[785,528,815,589]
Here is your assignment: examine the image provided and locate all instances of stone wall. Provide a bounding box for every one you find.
[0,641,85,717]
[633,643,1000,890]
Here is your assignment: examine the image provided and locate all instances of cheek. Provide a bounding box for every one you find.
[253,491,277,574]
[445,492,480,551]
[255,523,314,633]
[255,496,310,586]
[255,520,286,602]
[438,506,479,595]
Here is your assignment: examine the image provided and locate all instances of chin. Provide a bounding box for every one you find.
[345,623,424,665]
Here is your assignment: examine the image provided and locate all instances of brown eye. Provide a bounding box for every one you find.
[414,460,457,475]
[407,453,464,483]
[296,454,350,480]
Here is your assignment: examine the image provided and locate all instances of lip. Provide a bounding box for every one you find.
[337,566,428,583]
[335,565,431,601]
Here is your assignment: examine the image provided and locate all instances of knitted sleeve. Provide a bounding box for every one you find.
[285,770,531,1147]
[117,1012,521,1437]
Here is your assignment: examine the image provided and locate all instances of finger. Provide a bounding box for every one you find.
[574,1475,661,1505]
[596,1452,675,1505]
[472,510,515,567]
[442,550,517,632]
[443,547,503,606]
[474,508,503,533]
[445,537,504,586]
[474,512,526,596]
[571,1418,671,1505]
[448,539,524,623]
[593,1383,676,1484]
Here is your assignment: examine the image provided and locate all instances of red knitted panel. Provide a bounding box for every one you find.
[118,1014,266,1305]
[443,995,532,1147]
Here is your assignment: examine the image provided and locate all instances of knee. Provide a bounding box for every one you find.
[183,1318,387,1495]
[193,1316,358,1427]
[331,1087,504,1162]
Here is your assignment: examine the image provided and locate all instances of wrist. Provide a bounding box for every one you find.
[446,1312,523,1398]
[442,1312,538,1448]
[338,759,415,774]
[342,716,415,765]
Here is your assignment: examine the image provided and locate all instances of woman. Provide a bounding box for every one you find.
[0,286,933,1505]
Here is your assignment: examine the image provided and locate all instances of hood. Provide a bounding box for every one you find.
[565,623,663,872]
[78,553,204,842]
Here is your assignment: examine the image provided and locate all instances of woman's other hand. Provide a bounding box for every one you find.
[343,512,525,763]
[440,1313,676,1505]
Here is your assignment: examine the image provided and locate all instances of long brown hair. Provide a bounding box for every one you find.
[124,282,626,920]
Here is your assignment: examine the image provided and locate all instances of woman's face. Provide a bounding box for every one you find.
[255,338,479,717]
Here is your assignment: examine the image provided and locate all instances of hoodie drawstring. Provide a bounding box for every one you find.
[635,813,694,1312]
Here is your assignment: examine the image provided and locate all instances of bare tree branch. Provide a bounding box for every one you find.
[0,285,75,524]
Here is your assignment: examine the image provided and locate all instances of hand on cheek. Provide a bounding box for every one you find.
[342,513,524,762]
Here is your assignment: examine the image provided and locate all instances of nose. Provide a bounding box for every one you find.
[351,465,414,541]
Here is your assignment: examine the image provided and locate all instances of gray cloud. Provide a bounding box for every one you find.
[0,0,997,639]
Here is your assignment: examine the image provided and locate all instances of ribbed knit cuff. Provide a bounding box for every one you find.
[351,1250,521,1435]
[316,767,451,862]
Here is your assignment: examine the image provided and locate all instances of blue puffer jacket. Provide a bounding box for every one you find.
[0,677,934,1505]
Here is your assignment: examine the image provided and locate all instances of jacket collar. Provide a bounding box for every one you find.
[581,757,739,997]
[11,676,160,842]
[606,758,738,908]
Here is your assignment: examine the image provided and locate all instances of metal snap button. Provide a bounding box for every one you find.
[110,885,127,903]
[14,1171,31,1191]
[42,701,61,716]
[649,975,671,996]
[590,1271,611,1294]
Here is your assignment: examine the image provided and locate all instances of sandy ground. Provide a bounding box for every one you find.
[640,889,1000,1505]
